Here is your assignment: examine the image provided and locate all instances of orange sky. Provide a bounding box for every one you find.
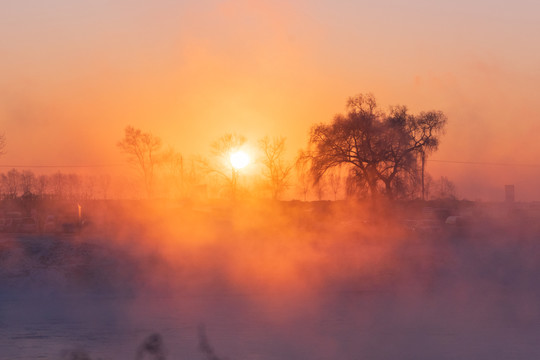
[1,0,540,200]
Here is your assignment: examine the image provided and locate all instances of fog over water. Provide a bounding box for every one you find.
[1,200,540,359]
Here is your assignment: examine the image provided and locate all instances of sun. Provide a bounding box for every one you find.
[230,150,250,170]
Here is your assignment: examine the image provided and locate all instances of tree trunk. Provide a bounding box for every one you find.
[384,180,393,200]
[364,167,379,199]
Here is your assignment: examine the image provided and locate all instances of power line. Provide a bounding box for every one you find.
[1,160,539,169]
[0,164,125,168]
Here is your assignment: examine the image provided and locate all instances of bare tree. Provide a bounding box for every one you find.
[36,174,49,198]
[50,172,66,199]
[20,170,36,195]
[431,176,457,200]
[160,148,186,199]
[327,166,343,200]
[1,169,20,199]
[295,151,311,201]
[388,105,447,200]
[206,133,247,199]
[314,175,326,200]
[98,174,111,199]
[305,93,447,199]
[259,136,292,200]
[81,175,96,200]
[0,133,5,156]
[117,126,164,197]
[65,173,80,200]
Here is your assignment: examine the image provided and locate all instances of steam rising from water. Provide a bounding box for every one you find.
[1,200,540,359]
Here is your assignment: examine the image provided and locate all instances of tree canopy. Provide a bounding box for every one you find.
[306,93,447,199]
[206,133,247,199]
[0,133,5,157]
[117,126,163,197]
[259,136,292,200]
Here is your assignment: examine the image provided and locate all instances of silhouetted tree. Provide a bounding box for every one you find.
[328,166,343,200]
[0,133,5,156]
[159,148,187,199]
[36,174,49,198]
[259,136,292,200]
[186,158,207,198]
[117,126,164,197]
[295,151,311,201]
[65,173,80,199]
[98,174,111,199]
[305,93,447,199]
[80,175,96,200]
[344,171,368,199]
[50,172,67,199]
[430,176,457,200]
[20,170,35,194]
[387,105,446,200]
[314,176,326,200]
[205,133,247,199]
[1,169,20,199]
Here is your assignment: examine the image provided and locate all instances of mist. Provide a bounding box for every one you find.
[2,0,540,358]
[2,198,540,359]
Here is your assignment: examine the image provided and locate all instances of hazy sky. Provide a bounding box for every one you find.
[1,0,539,200]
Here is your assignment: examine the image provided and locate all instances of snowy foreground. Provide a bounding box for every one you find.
[1,202,540,359]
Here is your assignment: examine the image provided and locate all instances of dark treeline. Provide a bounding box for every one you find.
[113,93,455,202]
[0,169,112,201]
[1,93,456,203]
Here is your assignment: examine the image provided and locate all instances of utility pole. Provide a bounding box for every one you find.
[421,150,426,201]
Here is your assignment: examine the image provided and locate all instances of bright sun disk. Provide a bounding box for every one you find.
[230,151,250,170]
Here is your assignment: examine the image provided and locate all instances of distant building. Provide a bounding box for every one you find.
[505,185,515,203]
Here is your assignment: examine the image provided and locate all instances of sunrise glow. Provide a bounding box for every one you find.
[230,150,250,170]
[2,1,540,359]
